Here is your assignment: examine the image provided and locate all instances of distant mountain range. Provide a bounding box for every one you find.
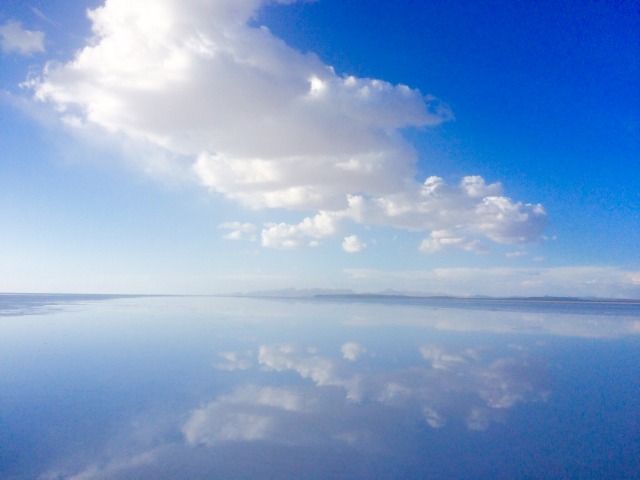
[229,288,640,304]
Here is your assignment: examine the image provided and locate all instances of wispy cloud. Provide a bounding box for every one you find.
[30,7,58,26]
[343,266,640,299]
[0,21,45,55]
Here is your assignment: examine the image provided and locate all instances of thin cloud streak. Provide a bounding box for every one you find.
[343,266,640,298]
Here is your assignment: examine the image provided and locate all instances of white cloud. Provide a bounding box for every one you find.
[218,222,257,241]
[342,235,366,253]
[341,342,366,361]
[629,273,640,285]
[345,176,545,247]
[419,230,485,254]
[420,345,469,370]
[186,409,273,444]
[41,337,553,479]
[182,385,321,447]
[260,211,339,249]
[0,21,45,55]
[214,350,253,370]
[27,0,545,252]
[257,341,548,431]
[417,345,549,429]
[258,344,338,386]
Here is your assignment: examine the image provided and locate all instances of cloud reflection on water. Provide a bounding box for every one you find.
[55,339,548,479]
[1,295,636,479]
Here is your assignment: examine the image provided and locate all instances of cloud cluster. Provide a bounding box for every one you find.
[0,21,45,55]
[179,339,549,460]
[255,341,548,427]
[27,0,545,252]
[40,338,550,479]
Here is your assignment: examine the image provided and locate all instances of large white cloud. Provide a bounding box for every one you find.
[27,0,545,252]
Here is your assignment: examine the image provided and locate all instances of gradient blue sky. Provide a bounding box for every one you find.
[1,0,638,297]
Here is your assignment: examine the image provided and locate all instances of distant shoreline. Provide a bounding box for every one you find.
[2,291,639,304]
[228,290,640,305]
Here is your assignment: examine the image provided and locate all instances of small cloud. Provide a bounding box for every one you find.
[341,342,366,361]
[506,250,528,258]
[342,235,366,253]
[258,344,338,386]
[218,222,257,241]
[466,407,492,431]
[420,345,468,370]
[214,351,253,371]
[423,406,447,428]
[419,230,486,254]
[261,212,339,249]
[0,21,45,55]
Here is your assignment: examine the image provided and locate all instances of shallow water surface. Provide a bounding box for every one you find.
[1,295,639,479]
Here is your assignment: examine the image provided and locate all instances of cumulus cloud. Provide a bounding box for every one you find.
[0,21,45,55]
[342,235,366,253]
[260,211,339,249]
[27,0,545,252]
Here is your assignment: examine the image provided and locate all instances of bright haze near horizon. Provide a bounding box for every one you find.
[0,0,638,298]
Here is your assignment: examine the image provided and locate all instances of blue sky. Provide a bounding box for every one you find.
[1,0,638,297]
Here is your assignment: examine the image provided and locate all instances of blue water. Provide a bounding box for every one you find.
[1,295,639,479]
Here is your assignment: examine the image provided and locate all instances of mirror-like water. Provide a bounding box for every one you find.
[1,295,639,479]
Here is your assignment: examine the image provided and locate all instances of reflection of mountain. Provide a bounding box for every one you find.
[235,288,640,303]
[231,288,358,298]
[233,289,640,317]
